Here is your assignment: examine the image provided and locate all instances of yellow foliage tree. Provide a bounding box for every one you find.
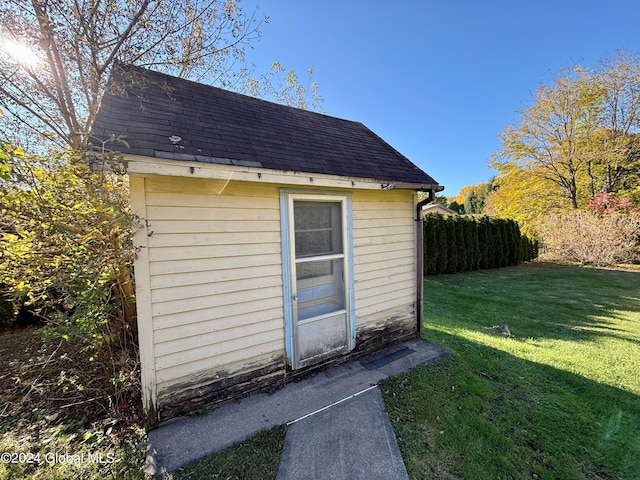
[453,185,477,205]
[485,164,570,235]
[491,52,640,232]
[493,65,603,210]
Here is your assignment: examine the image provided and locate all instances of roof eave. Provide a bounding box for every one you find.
[96,154,441,192]
[391,182,445,192]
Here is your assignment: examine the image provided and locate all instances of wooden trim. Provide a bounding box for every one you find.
[130,175,158,425]
[279,191,294,368]
[346,195,356,349]
[121,155,438,191]
[280,190,355,369]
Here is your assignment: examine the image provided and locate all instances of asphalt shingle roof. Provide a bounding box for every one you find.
[91,63,440,187]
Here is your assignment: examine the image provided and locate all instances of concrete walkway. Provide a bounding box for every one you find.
[146,338,450,477]
[277,386,408,480]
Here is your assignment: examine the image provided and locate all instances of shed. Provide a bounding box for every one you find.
[92,64,443,426]
[422,203,458,215]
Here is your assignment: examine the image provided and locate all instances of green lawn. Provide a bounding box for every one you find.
[171,261,640,480]
[6,262,636,479]
[383,262,640,479]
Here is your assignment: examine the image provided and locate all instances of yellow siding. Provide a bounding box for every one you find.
[352,190,417,328]
[157,339,285,389]
[140,176,286,396]
[135,176,418,408]
[153,296,283,330]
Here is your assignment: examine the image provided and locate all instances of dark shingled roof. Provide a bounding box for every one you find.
[92,63,439,187]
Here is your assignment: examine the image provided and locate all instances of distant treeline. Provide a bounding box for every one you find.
[423,215,538,275]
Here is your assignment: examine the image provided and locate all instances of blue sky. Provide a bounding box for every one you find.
[240,1,639,196]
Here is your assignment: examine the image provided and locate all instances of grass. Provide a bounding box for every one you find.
[162,261,640,479]
[3,262,638,478]
[383,262,640,479]
[166,426,286,480]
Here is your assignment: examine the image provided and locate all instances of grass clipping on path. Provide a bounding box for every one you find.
[383,262,640,480]
[167,426,286,480]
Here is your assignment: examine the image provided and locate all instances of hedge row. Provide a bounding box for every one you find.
[423,214,538,275]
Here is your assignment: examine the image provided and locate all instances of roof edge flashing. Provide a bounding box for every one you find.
[152,150,263,168]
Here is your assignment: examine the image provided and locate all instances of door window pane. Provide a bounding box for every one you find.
[296,258,345,321]
[297,260,332,280]
[294,201,342,258]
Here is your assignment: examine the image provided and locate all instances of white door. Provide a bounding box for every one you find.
[285,193,353,369]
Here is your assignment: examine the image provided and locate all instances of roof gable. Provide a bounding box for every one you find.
[422,204,458,215]
[92,64,439,187]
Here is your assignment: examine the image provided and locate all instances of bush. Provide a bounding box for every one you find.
[0,142,140,411]
[423,214,537,275]
[434,215,449,274]
[453,217,467,273]
[423,215,438,276]
[537,212,640,265]
[466,218,481,270]
[478,216,492,269]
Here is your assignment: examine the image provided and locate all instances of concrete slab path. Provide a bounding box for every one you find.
[146,338,450,477]
[276,387,408,480]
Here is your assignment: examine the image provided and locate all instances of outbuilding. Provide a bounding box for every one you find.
[92,64,442,426]
[422,203,458,215]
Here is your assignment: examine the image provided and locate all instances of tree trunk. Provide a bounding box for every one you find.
[587,161,596,198]
[569,169,579,209]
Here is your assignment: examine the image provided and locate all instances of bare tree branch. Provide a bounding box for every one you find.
[0,0,322,152]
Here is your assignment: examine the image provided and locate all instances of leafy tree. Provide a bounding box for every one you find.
[493,65,602,210]
[448,201,465,214]
[588,192,636,215]
[452,185,474,205]
[463,189,479,216]
[492,52,640,227]
[0,0,325,417]
[590,53,640,196]
[433,194,449,206]
[1,146,133,324]
[430,194,466,213]
[0,0,324,317]
[485,164,567,234]
[0,141,139,399]
[459,182,493,215]
[248,62,324,112]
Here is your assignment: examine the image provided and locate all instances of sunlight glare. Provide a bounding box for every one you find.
[0,38,40,68]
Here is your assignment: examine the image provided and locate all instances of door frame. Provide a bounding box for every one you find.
[280,189,356,369]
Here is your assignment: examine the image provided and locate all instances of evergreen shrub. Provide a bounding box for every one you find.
[423,214,537,275]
